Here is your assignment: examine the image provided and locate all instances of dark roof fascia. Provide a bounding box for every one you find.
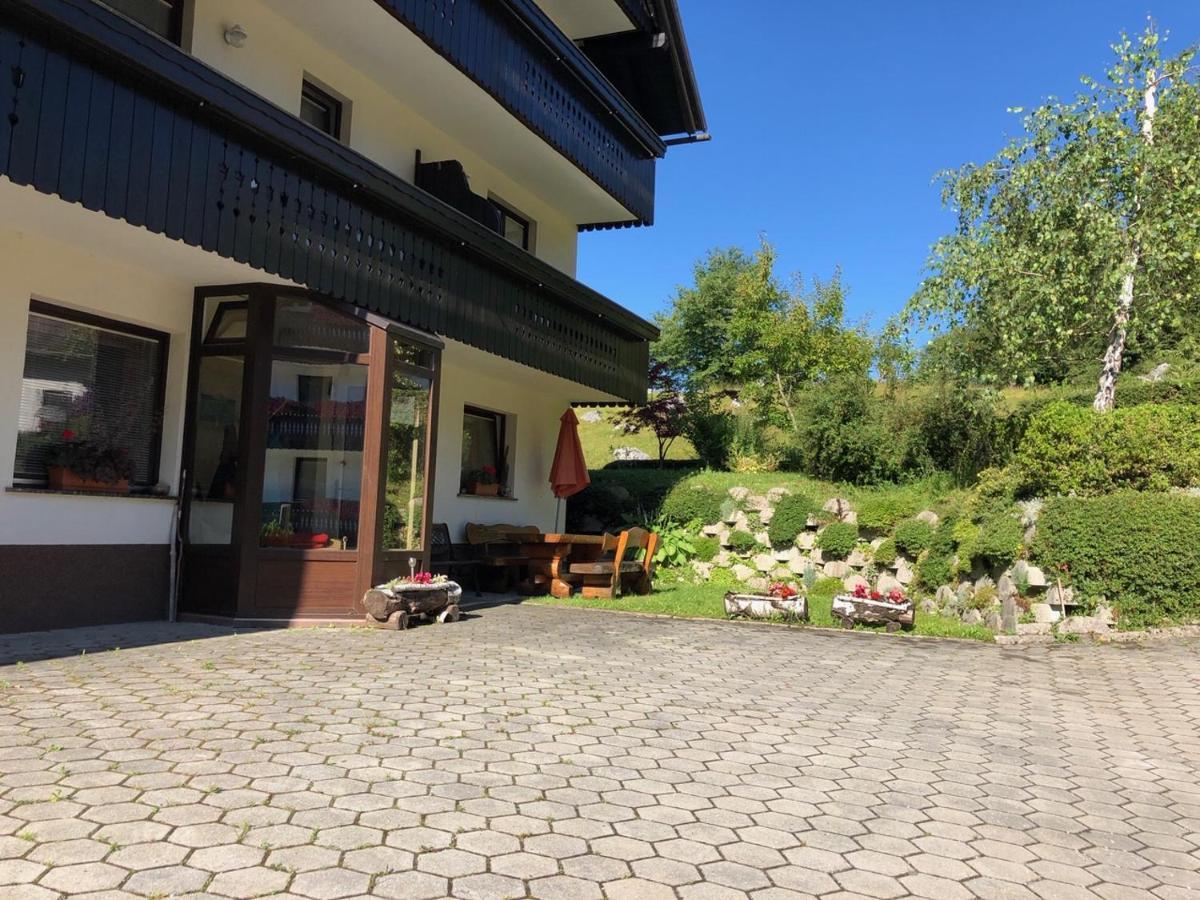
[2,0,659,343]
[501,0,666,157]
[653,0,708,136]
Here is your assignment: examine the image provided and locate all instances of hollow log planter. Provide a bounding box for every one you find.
[831,594,915,632]
[363,582,462,630]
[724,592,808,622]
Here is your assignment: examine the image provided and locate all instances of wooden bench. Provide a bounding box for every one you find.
[567,527,658,599]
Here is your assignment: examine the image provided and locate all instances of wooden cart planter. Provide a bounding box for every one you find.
[362,581,462,630]
[831,593,915,632]
[724,592,808,621]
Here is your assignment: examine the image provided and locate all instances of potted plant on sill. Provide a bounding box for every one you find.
[832,583,916,632]
[468,465,501,496]
[44,430,133,494]
[725,581,808,621]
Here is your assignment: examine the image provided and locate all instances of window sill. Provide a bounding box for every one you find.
[457,493,519,501]
[6,486,177,502]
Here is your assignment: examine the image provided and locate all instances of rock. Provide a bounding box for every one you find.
[869,537,885,550]
[753,553,776,573]
[580,409,603,423]
[692,561,714,581]
[611,446,650,461]
[915,510,940,526]
[985,611,1003,632]
[758,507,775,525]
[806,515,823,528]
[1139,362,1170,383]
[772,566,792,581]
[997,573,1017,601]
[712,551,732,568]
[844,574,869,593]
[731,512,753,532]
[1046,584,1076,608]
[808,548,824,565]
[919,598,938,614]
[1001,593,1018,634]
[744,494,770,512]
[877,573,902,594]
[823,561,850,579]
[731,564,756,583]
[955,582,974,604]
[1059,615,1109,636]
[974,574,995,593]
[747,576,770,593]
[935,585,956,608]
[823,498,852,521]
[754,530,771,547]
[795,532,816,550]
[789,557,811,576]
[1025,565,1047,589]
[1017,622,1052,636]
[701,523,726,538]
[962,609,983,625]
[1032,602,1057,624]
[845,549,868,568]
[766,487,791,502]
[728,486,751,502]
[1096,605,1116,626]
[895,560,915,585]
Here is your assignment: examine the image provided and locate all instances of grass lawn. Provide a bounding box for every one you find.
[576,406,696,466]
[529,577,995,642]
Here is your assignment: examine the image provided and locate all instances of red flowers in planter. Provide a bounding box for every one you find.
[768,582,798,599]
[852,583,908,605]
[61,428,77,441]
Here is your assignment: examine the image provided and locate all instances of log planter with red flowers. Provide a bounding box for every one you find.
[832,584,915,632]
[724,582,808,621]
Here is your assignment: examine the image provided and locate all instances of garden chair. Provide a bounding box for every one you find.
[567,527,658,598]
[429,523,482,596]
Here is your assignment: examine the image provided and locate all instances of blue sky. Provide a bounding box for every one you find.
[577,0,1200,332]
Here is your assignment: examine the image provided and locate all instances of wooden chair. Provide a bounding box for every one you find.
[567,527,658,599]
[429,523,482,596]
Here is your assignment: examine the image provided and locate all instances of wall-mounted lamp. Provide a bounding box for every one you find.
[224,24,248,48]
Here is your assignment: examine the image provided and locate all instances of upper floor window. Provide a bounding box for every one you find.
[300,79,345,141]
[489,199,533,252]
[98,0,184,44]
[15,301,168,488]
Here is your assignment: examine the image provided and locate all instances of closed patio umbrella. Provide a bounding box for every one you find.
[549,408,590,531]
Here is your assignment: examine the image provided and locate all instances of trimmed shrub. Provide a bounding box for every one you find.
[974,510,1024,564]
[660,481,723,526]
[855,493,921,532]
[917,517,957,590]
[872,538,897,568]
[1033,492,1200,627]
[1014,401,1200,496]
[816,521,858,560]
[893,518,934,556]
[693,536,720,563]
[727,530,758,553]
[767,493,816,547]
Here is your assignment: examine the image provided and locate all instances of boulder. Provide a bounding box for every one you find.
[1046,584,1076,608]
[962,609,983,625]
[806,515,824,528]
[808,548,824,564]
[915,510,940,527]
[1017,622,1052,636]
[731,512,753,533]
[823,561,850,579]
[754,530,771,547]
[612,446,650,461]
[844,574,869,593]
[955,582,974,604]
[1139,362,1170,383]
[985,611,1003,632]
[877,573,903,594]
[702,523,727,538]
[753,553,776,573]
[845,549,868,569]
[1025,566,1047,589]
[869,537,885,550]
[712,551,732,568]
[1096,605,1116,626]
[795,532,816,550]
[823,498,852,521]
[1059,615,1109,636]
[935,585,956,608]
[1031,602,1057,624]
[744,494,770,512]
[747,576,770,593]
[728,486,751,503]
[731,564,756,584]
[692,561,714,581]
[789,557,811,576]
[758,507,775,525]
[580,409,603,423]
[895,560,915,585]
[997,573,1017,602]
[766,487,791,502]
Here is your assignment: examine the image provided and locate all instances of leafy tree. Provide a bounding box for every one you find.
[612,362,686,465]
[906,26,1200,408]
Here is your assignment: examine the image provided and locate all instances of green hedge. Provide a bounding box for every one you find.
[693,536,720,562]
[893,519,934,556]
[855,494,921,532]
[767,493,816,546]
[1033,492,1200,627]
[873,538,897,568]
[1014,401,1200,496]
[816,521,859,560]
[660,481,724,526]
[727,530,758,553]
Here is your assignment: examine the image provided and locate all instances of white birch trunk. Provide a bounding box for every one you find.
[1094,72,1157,412]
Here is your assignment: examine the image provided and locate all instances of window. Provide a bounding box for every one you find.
[98,0,184,44]
[489,199,532,251]
[299,79,345,141]
[461,406,508,496]
[382,338,435,551]
[15,302,168,487]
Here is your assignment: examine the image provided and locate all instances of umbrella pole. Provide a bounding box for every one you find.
[554,497,561,533]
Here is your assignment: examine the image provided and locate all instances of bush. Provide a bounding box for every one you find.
[816,521,859,560]
[893,519,934,556]
[660,480,723,526]
[1013,401,1200,496]
[682,395,736,471]
[785,376,906,484]
[873,538,897,567]
[1033,492,1200,627]
[974,510,1024,564]
[917,518,957,590]
[855,493,921,532]
[727,530,758,553]
[693,535,720,562]
[767,493,816,547]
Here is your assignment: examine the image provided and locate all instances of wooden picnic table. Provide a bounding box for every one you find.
[504,532,606,598]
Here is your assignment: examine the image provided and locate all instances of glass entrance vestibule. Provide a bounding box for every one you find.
[179,284,440,621]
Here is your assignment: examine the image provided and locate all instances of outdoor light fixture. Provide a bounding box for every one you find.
[223,24,248,48]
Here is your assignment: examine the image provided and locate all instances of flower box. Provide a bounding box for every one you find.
[832,593,915,632]
[362,577,463,630]
[471,482,500,496]
[724,592,808,621]
[47,466,129,494]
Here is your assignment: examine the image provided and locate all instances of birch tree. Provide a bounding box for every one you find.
[906,26,1199,407]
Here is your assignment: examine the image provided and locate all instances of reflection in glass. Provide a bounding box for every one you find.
[188,355,244,544]
[261,358,367,549]
[383,362,431,551]
[273,295,369,354]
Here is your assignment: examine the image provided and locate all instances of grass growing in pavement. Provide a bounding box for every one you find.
[530,576,995,642]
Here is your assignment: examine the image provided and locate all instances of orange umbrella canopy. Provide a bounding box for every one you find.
[549,408,590,499]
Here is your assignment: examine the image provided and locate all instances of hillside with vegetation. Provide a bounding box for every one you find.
[569,26,1200,637]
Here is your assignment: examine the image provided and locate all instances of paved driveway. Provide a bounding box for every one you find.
[1,604,1198,900]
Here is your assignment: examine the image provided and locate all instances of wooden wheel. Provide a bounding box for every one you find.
[438,605,460,624]
[840,616,854,630]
